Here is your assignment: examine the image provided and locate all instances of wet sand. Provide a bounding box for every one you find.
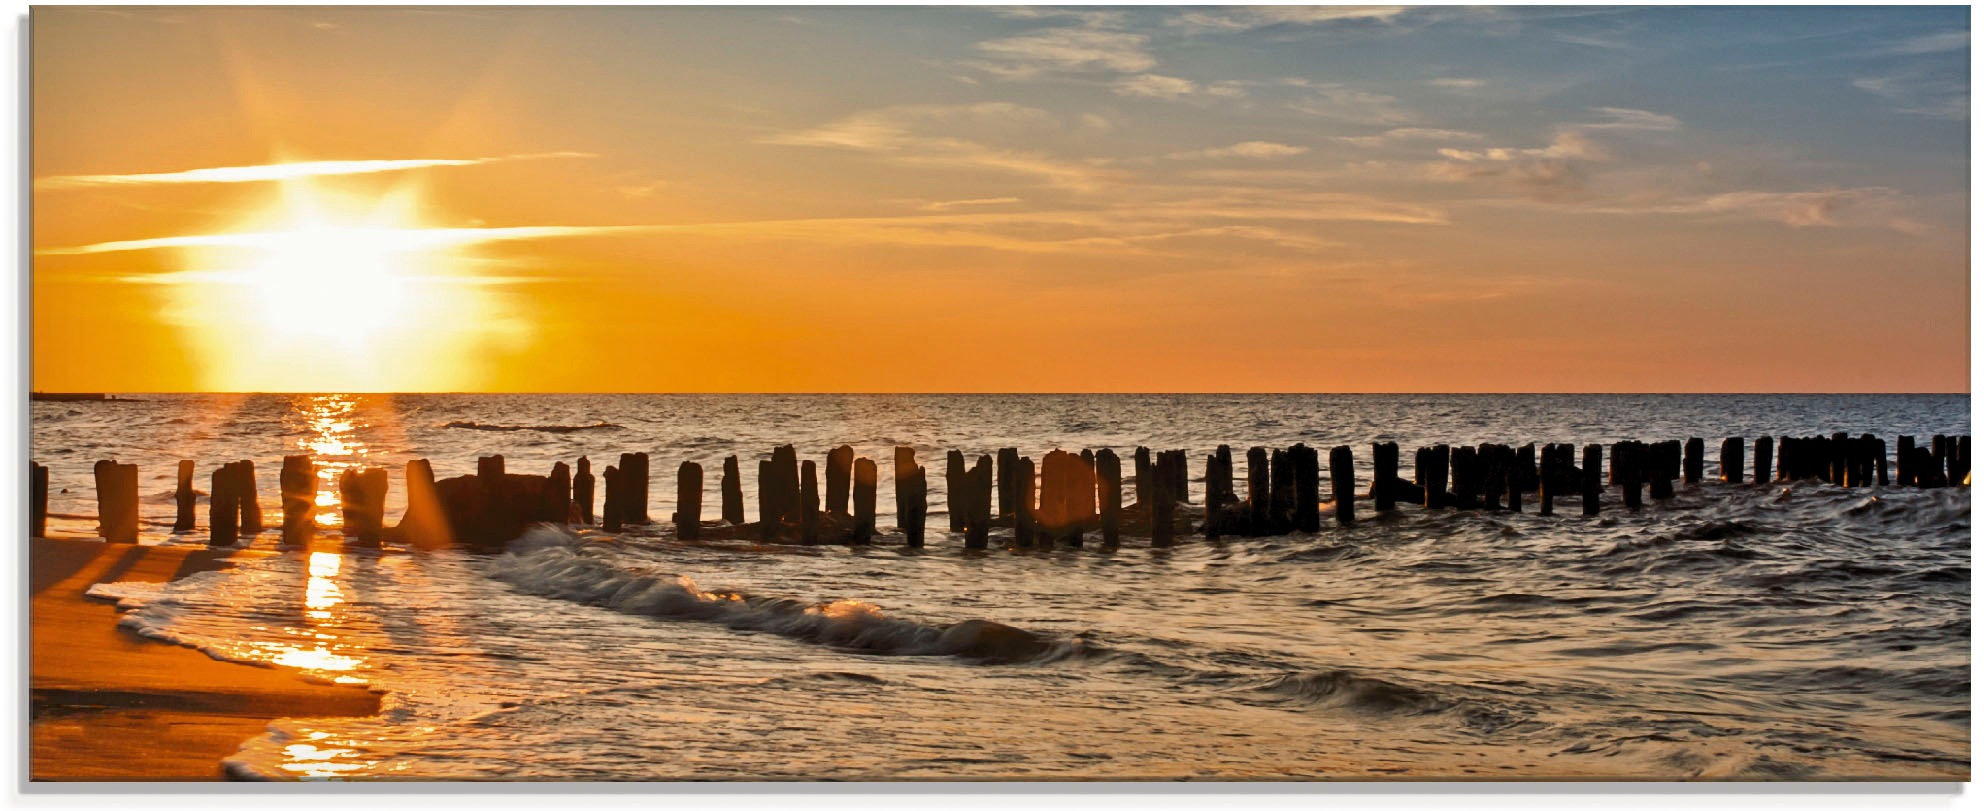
[29,538,382,781]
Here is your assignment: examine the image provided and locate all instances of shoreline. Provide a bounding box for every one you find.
[29,537,383,782]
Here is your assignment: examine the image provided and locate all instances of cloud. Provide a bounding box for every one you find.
[1168,6,1411,33]
[1584,107,1681,131]
[37,224,647,256]
[761,103,1114,190]
[1112,74,1199,99]
[1886,31,1968,55]
[917,197,1022,212]
[1286,84,1413,125]
[970,26,1154,78]
[1339,127,1483,147]
[1853,73,1968,120]
[1167,141,1309,161]
[1426,77,1485,90]
[1644,188,1927,233]
[1437,129,1607,162]
[36,152,594,190]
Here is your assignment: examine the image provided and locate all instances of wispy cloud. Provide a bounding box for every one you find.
[1886,30,1967,55]
[37,224,647,256]
[1586,187,1929,234]
[1167,141,1309,161]
[1853,73,1968,120]
[1286,83,1413,125]
[1168,6,1412,33]
[1339,127,1483,147]
[761,103,1114,190]
[969,25,1153,78]
[917,197,1022,212]
[36,152,595,190]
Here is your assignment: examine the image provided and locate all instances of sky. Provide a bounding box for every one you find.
[31,5,1971,393]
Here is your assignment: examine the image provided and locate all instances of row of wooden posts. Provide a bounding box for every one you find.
[29,432,1972,547]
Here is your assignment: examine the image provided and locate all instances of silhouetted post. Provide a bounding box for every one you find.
[1581,444,1602,516]
[1151,452,1177,548]
[1516,443,1539,504]
[758,459,778,541]
[1873,437,1889,486]
[1896,436,1916,487]
[1946,435,1966,486]
[546,461,571,527]
[601,465,622,532]
[276,456,314,545]
[1095,449,1122,547]
[619,453,649,524]
[400,459,443,547]
[721,455,744,524]
[1426,444,1449,509]
[1246,447,1271,532]
[827,445,853,516]
[1269,448,1293,533]
[1754,437,1773,487]
[1134,446,1152,507]
[1449,445,1478,509]
[677,461,702,540]
[945,450,966,531]
[901,466,927,549]
[480,455,504,480]
[853,457,878,544]
[1647,444,1674,502]
[1169,450,1190,505]
[1503,447,1523,513]
[799,460,820,545]
[1479,445,1505,511]
[769,445,799,528]
[1682,438,1703,484]
[1931,436,1949,487]
[1619,443,1644,509]
[1538,448,1556,516]
[233,461,261,534]
[961,455,989,549]
[1329,445,1355,525]
[1373,442,1398,512]
[1203,453,1226,539]
[30,461,48,539]
[1957,436,1970,486]
[997,447,1019,518]
[338,469,359,537]
[1291,444,1320,532]
[173,460,196,532]
[209,463,239,546]
[1718,438,1743,485]
[355,467,389,544]
[1832,432,1852,486]
[1208,445,1235,508]
[92,460,138,543]
[1074,452,1097,548]
[1013,456,1035,548]
[575,456,595,523]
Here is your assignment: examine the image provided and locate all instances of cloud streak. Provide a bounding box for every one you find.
[36,152,595,190]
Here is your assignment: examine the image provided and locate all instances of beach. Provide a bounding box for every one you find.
[29,538,381,781]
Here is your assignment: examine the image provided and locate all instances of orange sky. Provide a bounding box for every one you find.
[31,7,1971,393]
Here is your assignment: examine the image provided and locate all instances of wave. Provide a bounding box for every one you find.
[486,526,1083,665]
[442,421,621,433]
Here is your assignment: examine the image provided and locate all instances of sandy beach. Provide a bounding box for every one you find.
[29,538,382,781]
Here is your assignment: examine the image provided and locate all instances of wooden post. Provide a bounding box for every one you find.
[1897,435,1916,487]
[1831,432,1851,486]
[961,455,988,549]
[1203,452,1226,539]
[677,461,702,540]
[618,452,649,524]
[1449,445,1478,510]
[1016,456,1039,548]
[1246,447,1271,532]
[1292,444,1320,532]
[770,445,799,528]
[546,461,570,527]
[1718,438,1743,484]
[901,466,926,549]
[92,460,138,543]
[827,445,854,516]
[480,455,504,480]
[1957,436,1970,486]
[1683,438,1703,484]
[1373,442,1398,512]
[1095,449,1122,547]
[30,461,48,539]
[209,462,239,545]
[1538,447,1556,516]
[721,455,744,524]
[1619,442,1644,509]
[799,460,820,545]
[1425,445,1449,509]
[1151,451,1176,548]
[602,465,623,533]
[997,447,1019,518]
[854,457,878,545]
[757,459,778,542]
[1133,446,1152,507]
[357,467,388,544]
[1581,444,1602,516]
[1873,437,1889,486]
[1647,442,1674,501]
[237,461,262,534]
[573,456,594,524]
[278,455,313,546]
[338,469,359,537]
[1329,445,1354,525]
[1269,448,1293,533]
[1516,444,1538,504]
[1754,437,1773,487]
[1074,451,1097,547]
[401,459,443,548]
[1505,446,1524,513]
[945,450,966,531]
[173,460,196,532]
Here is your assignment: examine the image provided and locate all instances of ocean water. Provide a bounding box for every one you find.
[36,394,1973,780]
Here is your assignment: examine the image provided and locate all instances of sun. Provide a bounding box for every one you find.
[247,221,416,349]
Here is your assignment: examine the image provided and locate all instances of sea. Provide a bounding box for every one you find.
[31,393,1973,780]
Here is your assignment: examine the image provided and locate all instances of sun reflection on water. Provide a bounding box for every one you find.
[297,394,370,530]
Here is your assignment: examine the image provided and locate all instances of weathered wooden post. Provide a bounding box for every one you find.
[1292,444,1321,532]
[1074,452,1098,548]
[278,455,314,546]
[1683,438,1704,485]
[232,461,261,534]
[1134,446,1153,507]
[757,459,778,541]
[1477,445,1503,511]
[676,461,702,540]
[617,453,649,524]
[1516,444,1539,507]
[1581,444,1602,516]
[92,460,139,543]
[602,465,623,533]
[1620,442,1645,509]
[1151,451,1177,548]
[853,457,878,545]
[573,456,594,524]
[1873,436,1889,486]
[400,459,443,547]
[901,462,927,549]
[478,454,504,480]
[546,461,571,527]
[1832,432,1852,486]
[338,469,359,537]
[30,461,49,539]
[961,455,989,549]
[1426,444,1449,509]
[1754,437,1773,487]
[997,447,1019,518]
[1269,448,1294,533]
[1095,448,1122,547]
[770,445,800,528]
[1538,448,1556,516]
[827,445,854,516]
[1956,436,1970,486]
[1329,445,1355,525]
[1504,447,1524,513]
[1646,443,1673,502]
[1449,445,1478,509]
[1014,456,1038,548]
[1897,435,1916,487]
[355,467,389,544]
[799,460,820,545]
[1373,442,1398,512]
[173,460,196,532]
[1203,452,1226,539]
[210,462,240,545]
[1246,446,1271,532]
[945,450,966,531]
[721,455,744,524]
[1718,438,1743,485]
